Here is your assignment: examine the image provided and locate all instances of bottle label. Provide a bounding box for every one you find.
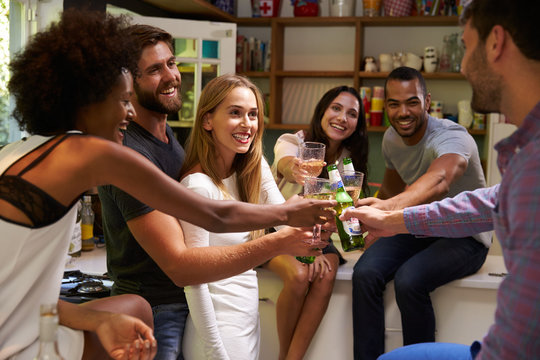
[328,168,344,191]
[343,206,362,236]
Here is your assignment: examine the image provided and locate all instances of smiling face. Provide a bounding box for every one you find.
[203,87,259,168]
[461,20,502,114]
[80,71,135,144]
[320,92,360,148]
[134,41,182,114]
[385,78,430,145]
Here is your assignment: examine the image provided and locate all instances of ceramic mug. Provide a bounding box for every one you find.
[379,53,393,72]
[404,52,422,71]
[424,46,438,73]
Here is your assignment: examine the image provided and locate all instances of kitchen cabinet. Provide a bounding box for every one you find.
[236,15,484,134]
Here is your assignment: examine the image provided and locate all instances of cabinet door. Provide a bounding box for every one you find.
[130,15,236,125]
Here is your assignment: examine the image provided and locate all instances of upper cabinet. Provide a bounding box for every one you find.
[236,15,474,132]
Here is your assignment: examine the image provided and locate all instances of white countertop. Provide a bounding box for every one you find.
[65,246,107,276]
[64,238,507,290]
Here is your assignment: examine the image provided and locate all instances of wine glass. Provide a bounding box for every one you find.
[341,171,365,204]
[297,177,333,264]
[299,142,326,179]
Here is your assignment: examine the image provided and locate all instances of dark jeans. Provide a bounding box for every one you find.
[152,302,189,360]
[352,234,488,360]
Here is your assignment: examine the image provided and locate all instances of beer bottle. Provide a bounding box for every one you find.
[327,164,364,251]
[81,195,95,251]
[343,157,354,172]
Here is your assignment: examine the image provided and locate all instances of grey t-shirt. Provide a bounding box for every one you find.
[382,116,491,247]
[383,116,486,198]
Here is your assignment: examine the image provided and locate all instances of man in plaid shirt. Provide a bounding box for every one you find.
[342,0,540,359]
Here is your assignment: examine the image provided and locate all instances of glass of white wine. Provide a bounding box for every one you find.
[341,170,365,203]
[300,142,326,178]
[298,177,334,264]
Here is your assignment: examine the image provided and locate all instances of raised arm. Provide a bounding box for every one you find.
[71,137,335,233]
[341,185,498,243]
[128,209,321,287]
[386,153,467,209]
[359,153,467,211]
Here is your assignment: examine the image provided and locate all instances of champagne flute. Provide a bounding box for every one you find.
[300,142,326,178]
[297,177,334,264]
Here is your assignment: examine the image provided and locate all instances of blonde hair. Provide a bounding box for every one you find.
[181,74,266,237]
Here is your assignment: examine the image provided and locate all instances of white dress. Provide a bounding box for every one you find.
[0,135,84,360]
[180,159,284,360]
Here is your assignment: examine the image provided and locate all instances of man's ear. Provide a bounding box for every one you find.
[425,92,432,111]
[202,114,213,131]
[486,25,506,62]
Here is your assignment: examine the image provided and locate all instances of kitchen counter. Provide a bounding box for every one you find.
[65,246,107,276]
[257,237,507,360]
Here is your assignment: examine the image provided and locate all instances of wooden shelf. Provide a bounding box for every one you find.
[236,15,468,129]
[359,71,465,80]
[140,0,235,22]
[239,71,271,78]
[275,71,355,78]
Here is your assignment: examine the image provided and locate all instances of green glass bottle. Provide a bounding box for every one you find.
[327,164,365,252]
[342,157,354,172]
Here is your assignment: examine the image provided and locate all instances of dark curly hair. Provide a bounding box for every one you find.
[305,86,370,195]
[8,9,139,135]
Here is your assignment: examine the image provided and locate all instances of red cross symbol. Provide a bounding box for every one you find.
[260,1,273,17]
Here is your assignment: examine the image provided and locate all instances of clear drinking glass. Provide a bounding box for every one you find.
[299,142,326,178]
[341,170,365,203]
[297,177,334,264]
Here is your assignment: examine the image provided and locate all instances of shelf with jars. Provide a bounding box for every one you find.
[235,15,481,133]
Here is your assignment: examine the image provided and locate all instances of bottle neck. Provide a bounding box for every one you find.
[39,315,58,343]
[328,167,346,193]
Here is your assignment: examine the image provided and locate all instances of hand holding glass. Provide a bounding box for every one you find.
[300,142,326,179]
[297,177,333,264]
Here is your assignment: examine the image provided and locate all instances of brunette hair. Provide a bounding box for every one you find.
[8,9,138,135]
[181,74,266,207]
[128,24,174,61]
[460,0,540,61]
[305,86,369,195]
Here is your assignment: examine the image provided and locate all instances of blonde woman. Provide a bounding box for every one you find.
[179,74,316,359]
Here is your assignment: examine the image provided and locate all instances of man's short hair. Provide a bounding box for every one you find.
[384,66,427,98]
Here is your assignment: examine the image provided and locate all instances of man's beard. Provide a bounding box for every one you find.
[468,45,502,114]
[135,83,183,114]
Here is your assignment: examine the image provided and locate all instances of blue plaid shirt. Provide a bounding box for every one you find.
[403,101,540,359]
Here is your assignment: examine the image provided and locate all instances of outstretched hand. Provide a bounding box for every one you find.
[96,313,157,360]
[340,206,407,245]
[284,194,336,227]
